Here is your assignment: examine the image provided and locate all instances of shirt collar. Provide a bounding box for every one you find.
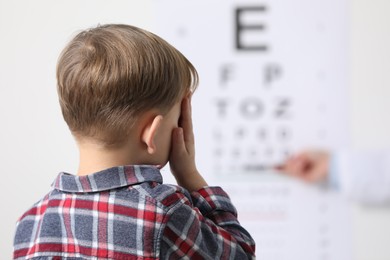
[53,165,163,193]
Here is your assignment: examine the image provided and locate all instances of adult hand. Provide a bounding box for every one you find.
[275,150,330,183]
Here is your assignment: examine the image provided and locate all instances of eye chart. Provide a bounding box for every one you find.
[156,1,348,174]
[155,0,352,259]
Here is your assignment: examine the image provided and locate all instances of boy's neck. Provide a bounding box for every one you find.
[77,141,143,176]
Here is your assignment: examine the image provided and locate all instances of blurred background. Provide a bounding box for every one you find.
[1,0,390,259]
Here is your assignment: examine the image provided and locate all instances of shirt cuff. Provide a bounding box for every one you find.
[190,186,238,217]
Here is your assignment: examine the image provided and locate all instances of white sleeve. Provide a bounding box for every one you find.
[334,150,390,205]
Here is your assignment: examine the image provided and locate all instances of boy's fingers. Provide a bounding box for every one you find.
[181,98,194,145]
[171,127,186,155]
[188,94,193,115]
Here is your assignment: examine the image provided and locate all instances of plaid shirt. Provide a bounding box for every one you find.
[13,165,255,259]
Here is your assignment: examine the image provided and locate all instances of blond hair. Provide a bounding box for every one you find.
[57,24,198,147]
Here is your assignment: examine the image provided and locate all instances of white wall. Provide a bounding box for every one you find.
[0,1,153,258]
[1,0,390,259]
[350,0,390,149]
[350,0,390,259]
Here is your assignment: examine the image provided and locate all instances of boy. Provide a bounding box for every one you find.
[13,24,256,259]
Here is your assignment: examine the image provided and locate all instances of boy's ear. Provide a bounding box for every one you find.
[141,115,163,154]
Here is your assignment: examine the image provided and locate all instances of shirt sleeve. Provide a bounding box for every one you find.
[159,186,256,259]
[333,150,390,205]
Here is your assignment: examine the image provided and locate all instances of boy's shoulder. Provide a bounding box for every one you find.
[134,181,194,210]
[15,191,53,224]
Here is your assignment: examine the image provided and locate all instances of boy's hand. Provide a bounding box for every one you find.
[169,97,207,192]
[275,150,330,183]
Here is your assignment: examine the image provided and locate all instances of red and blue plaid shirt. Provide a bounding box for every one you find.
[13,165,255,259]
